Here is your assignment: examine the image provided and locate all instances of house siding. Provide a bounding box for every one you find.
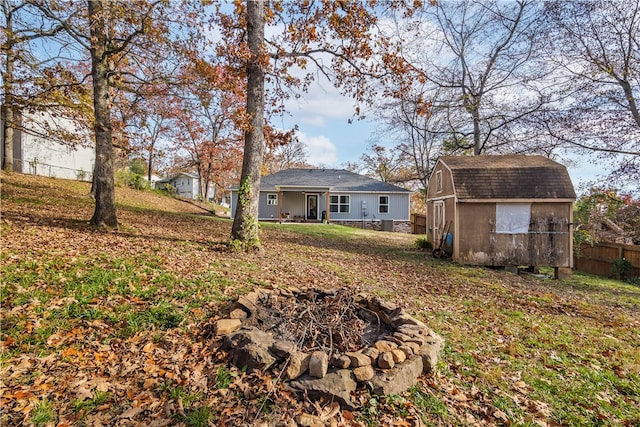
[328,192,409,222]
[1,109,94,181]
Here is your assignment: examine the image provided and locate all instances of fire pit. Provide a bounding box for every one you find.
[211,286,443,408]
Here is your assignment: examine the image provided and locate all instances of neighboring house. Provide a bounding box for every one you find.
[156,172,215,201]
[1,108,94,181]
[230,168,412,231]
[426,155,576,277]
[145,173,164,189]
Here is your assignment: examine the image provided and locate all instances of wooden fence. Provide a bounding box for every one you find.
[411,213,427,235]
[574,242,640,280]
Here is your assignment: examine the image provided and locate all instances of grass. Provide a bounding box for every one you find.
[30,398,57,426]
[1,172,639,426]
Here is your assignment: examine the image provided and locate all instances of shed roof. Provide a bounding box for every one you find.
[439,155,576,200]
[256,168,410,193]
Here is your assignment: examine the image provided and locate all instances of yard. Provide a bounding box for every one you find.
[1,172,639,426]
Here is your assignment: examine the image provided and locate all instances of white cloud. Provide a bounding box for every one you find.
[297,131,338,166]
[282,58,360,127]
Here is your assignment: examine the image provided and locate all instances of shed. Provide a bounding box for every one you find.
[426,155,576,276]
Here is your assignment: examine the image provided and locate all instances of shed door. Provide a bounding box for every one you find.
[433,201,445,240]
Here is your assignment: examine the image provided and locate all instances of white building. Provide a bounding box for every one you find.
[1,108,94,181]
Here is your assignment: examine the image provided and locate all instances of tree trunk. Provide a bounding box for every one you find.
[88,0,118,227]
[3,12,15,173]
[147,145,153,183]
[620,79,640,127]
[230,0,265,250]
[2,104,15,173]
[472,110,481,155]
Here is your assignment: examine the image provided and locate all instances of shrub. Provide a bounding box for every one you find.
[414,236,432,250]
[116,170,149,190]
[611,258,632,280]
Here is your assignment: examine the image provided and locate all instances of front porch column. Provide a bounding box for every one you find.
[278,190,283,222]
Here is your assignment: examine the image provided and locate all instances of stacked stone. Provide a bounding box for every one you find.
[212,287,444,406]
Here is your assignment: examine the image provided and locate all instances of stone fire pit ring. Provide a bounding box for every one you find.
[211,286,444,409]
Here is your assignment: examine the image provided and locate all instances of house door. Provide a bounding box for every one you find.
[306,195,318,220]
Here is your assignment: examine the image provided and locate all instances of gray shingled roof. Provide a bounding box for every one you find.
[256,168,410,192]
[439,155,576,200]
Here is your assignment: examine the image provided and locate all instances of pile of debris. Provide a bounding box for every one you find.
[210,286,443,409]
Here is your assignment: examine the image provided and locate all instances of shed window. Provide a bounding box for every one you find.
[267,193,278,205]
[496,203,531,234]
[436,170,443,193]
[330,195,350,213]
[378,195,389,213]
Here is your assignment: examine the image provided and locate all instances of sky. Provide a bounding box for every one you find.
[279,78,619,197]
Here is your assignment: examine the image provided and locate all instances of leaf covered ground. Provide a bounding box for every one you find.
[1,172,639,426]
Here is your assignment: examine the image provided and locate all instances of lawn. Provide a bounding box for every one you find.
[1,172,639,426]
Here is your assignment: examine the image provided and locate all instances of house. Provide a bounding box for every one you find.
[1,108,94,181]
[156,172,215,201]
[230,168,412,231]
[426,155,576,278]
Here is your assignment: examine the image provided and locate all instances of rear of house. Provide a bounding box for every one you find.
[230,168,411,231]
[426,155,576,274]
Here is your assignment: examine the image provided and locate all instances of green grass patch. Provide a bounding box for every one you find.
[30,398,57,426]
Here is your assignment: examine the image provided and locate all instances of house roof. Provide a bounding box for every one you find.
[254,168,410,193]
[438,155,576,200]
[156,172,199,184]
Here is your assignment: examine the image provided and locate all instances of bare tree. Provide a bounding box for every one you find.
[391,1,552,156]
[542,0,640,183]
[264,133,309,174]
[372,87,449,191]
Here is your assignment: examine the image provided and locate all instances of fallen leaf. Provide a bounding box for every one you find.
[118,406,144,419]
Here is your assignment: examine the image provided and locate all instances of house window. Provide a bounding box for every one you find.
[436,170,443,193]
[496,203,531,234]
[378,195,389,213]
[267,193,278,205]
[330,195,350,213]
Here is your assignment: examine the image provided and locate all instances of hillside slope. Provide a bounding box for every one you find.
[1,172,639,426]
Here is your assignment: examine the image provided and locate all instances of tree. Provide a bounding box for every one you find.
[228,0,265,250]
[216,0,420,250]
[170,59,246,201]
[542,0,640,184]
[360,143,413,185]
[371,88,447,191]
[32,0,201,227]
[264,131,309,174]
[124,97,171,183]
[379,1,553,158]
[574,189,639,246]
